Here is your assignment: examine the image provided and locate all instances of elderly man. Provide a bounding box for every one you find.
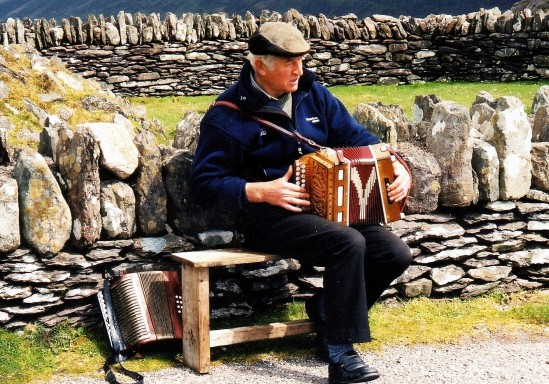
[190,21,412,383]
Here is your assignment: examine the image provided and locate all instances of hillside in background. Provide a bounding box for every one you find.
[0,0,518,22]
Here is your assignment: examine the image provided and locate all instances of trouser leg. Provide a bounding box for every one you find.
[240,204,371,344]
[355,225,412,308]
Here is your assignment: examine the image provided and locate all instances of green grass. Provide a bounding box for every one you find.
[330,80,549,117]
[1,290,546,384]
[129,80,549,140]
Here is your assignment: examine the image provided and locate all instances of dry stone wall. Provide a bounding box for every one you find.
[2,7,549,96]
[0,7,548,330]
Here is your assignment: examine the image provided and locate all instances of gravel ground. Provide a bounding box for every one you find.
[40,338,548,384]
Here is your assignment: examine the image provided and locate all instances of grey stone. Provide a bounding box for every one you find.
[532,105,549,142]
[173,110,202,152]
[41,252,92,269]
[476,230,523,243]
[134,130,167,235]
[400,278,432,297]
[472,139,500,202]
[415,245,487,264]
[395,265,431,284]
[531,143,549,191]
[401,222,465,243]
[426,101,474,207]
[515,201,549,214]
[100,180,136,239]
[56,126,102,249]
[14,150,71,255]
[531,85,549,114]
[82,122,139,179]
[198,230,234,247]
[353,103,398,146]
[488,97,532,200]
[0,177,19,252]
[430,265,466,286]
[460,282,500,298]
[467,266,513,282]
[0,283,32,300]
[398,142,441,213]
[240,259,300,279]
[527,189,549,203]
[470,102,495,140]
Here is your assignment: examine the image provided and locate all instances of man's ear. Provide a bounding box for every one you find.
[254,58,268,76]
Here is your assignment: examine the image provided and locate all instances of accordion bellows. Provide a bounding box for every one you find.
[294,144,405,226]
[101,271,183,352]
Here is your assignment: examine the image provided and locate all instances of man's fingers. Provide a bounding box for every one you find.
[282,166,293,181]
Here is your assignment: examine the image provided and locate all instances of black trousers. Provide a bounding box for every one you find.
[238,203,412,345]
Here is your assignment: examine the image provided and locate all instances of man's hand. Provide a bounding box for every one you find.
[245,166,310,212]
[387,161,411,202]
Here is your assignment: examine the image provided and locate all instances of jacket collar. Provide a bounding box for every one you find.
[234,61,315,114]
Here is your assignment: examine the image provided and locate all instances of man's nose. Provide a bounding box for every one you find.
[293,61,303,76]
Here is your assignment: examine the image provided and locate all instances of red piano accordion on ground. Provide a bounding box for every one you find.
[294,143,407,226]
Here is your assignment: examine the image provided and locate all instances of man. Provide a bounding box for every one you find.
[190,21,412,383]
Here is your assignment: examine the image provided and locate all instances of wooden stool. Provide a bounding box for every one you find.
[171,248,314,373]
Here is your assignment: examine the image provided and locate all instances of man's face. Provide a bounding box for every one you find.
[256,56,304,98]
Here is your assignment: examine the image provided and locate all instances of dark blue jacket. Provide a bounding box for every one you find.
[190,61,380,212]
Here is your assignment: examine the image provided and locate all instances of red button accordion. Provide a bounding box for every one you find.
[294,144,406,226]
[98,271,182,353]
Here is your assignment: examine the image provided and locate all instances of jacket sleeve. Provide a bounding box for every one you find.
[190,119,249,211]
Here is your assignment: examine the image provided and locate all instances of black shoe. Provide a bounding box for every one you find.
[328,350,380,383]
[305,292,329,362]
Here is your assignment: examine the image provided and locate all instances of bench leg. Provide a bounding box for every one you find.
[181,264,211,373]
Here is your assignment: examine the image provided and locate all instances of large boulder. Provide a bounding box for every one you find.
[488,97,532,200]
[397,142,441,213]
[14,150,71,255]
[172,110,202,152]
[56,126,102,249]
[531,143,549,191]
[531,84,549,114]
[472,139,500,202]
[134,130,167,236]
[80,122,139,180]
[412,94,441,143]
[100,180,136,239]
[162,148,235,233]
[353,103,398,146]
[532,104,549,142]
[425,101,474,207]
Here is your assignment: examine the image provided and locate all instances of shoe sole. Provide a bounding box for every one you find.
[328,371,380,384]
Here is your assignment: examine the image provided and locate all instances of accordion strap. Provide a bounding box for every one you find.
[387,146,412,212]
[213,100,411,211]
[100,280,144,384]
[211,100,323,149]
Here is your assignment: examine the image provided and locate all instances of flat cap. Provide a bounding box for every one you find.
[248,22,310,57]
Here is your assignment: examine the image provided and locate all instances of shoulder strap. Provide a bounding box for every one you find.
[212,100,411,212]
[98,280,144,384]
[211,100,323,150]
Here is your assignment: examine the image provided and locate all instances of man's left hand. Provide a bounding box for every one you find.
[387,161,411,202]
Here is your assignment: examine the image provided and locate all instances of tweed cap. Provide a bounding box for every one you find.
[248,22,310,57]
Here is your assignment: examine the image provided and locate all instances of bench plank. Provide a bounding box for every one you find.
[172,248,284,268]
[210,320,314,347]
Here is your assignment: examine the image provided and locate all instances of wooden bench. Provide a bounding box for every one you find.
[171,248,315,374]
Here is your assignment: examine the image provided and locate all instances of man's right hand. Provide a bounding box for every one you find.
[245,166,310,212]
